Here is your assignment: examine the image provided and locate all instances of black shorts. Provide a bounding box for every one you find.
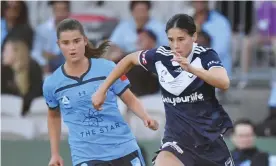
[153,136,234,166]
[76,150,145,166]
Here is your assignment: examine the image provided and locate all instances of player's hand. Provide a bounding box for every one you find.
[48,154,64,166]
[92,89,106,111]
[144,118,159,131]
[171,51,192,72]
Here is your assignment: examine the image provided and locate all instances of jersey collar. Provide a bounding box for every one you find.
[187,42,198,63]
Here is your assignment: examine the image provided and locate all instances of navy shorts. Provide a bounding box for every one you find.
[153,136,234,166]
[76,150,145,166]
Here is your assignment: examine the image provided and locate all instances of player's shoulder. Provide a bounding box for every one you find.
[43,67,63,90]
[93,58,116,67]
[194,45,217,57]
[92,58,116,74]
[155,46,173,56]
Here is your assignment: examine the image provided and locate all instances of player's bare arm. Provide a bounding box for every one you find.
[171,51,230,90]
[92,51,140,110]
[48,108,64,166]
[120,89,159,130]
[189,67,230,90]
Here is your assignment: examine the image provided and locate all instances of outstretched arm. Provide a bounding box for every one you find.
[120,89,158,130]
[100,51,140,93]
[92,52,140,110]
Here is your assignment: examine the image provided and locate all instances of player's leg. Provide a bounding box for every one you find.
[155,151,184,166]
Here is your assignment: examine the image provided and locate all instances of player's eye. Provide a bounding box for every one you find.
[62,41,69,45]
[74,39,80,44]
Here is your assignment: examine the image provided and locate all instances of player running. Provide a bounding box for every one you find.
[43,18,158,166]
[92,14,234,166]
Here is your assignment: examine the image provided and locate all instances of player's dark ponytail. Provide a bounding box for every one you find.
[57,18,110,58]
[84,40,110,58]
[165,14,197,36]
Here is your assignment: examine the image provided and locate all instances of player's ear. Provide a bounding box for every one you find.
[84,36,88,46]
[192,32,197,42]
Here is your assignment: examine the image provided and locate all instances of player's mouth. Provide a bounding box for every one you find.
[70,52,77,56]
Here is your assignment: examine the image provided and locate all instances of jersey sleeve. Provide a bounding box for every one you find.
[112,75,131,96]
[42,77,59,109]
[107,61,131,96]
[201,50,224,70]
[138,48,158,72]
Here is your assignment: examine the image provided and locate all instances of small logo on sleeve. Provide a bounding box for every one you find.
[120,75,128,81]
[141,50,148,65]
[207,60,221,67]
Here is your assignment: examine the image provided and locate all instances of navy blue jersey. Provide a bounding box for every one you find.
[138,43,233,146]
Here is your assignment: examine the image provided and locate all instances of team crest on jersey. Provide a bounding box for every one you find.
[61,96,72,109]
[83,109,104,127]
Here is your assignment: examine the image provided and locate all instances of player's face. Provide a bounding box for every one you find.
[58,30,88,63]
[167,28,196,58]
[232,124,255,150]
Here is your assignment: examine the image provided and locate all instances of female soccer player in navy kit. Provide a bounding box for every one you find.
[43,18,158,166]
[93,14,234,166]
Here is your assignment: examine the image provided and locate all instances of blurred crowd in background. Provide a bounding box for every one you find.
[1,1,276,166]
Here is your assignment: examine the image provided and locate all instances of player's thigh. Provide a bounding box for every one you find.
[155,151,184,166]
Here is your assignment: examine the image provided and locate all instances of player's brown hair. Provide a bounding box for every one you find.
[56,18,110,58]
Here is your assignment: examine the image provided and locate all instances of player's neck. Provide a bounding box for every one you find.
[64,58,90,77]
[183,47,194,58]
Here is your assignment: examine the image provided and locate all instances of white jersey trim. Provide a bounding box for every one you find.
[208,66,224,70]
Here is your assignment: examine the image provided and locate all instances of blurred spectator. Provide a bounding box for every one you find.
[1,27,43,116]
[126,29,160,96]
[1,1,29,46]
[192,1,232,77]
[231,119,273,166]
[31,1,70,73]
[137,29,157,50]
[256,83,276,137]
[196,31,211,47]
[217,1,254,37]
[234,1,276,89]
[192,1,235,103]
[107,1,168,63]
[217,1,254,89]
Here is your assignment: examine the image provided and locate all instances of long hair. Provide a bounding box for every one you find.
[56,18,110,58]
[1,1,29,25]
[3,39,30,96]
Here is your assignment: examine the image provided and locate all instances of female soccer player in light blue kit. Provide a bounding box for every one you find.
[43,18,158,166]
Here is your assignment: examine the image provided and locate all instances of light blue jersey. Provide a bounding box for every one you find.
[43,58,140,166]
